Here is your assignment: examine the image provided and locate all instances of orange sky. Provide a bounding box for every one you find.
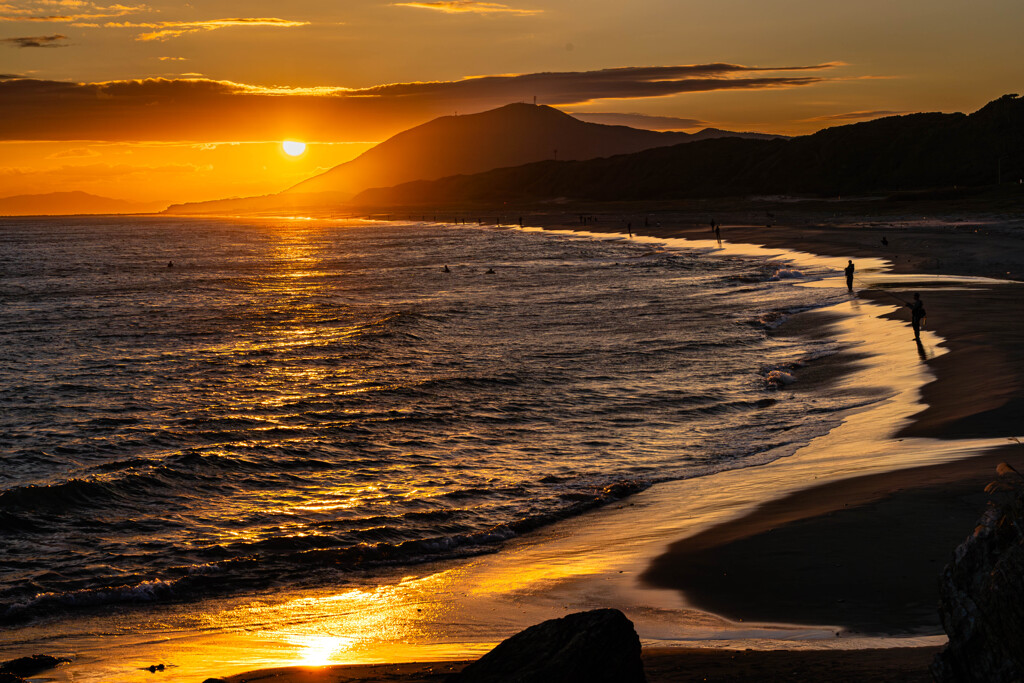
[2,0,1022,206]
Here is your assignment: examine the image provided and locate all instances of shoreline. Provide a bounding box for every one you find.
[227,212,1022,682]
[209,214,1020,683]
[7,210,1024,682]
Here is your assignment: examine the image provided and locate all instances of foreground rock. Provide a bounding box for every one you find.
[448,608,645,682]
[0,655,72,683]
[933,463,1024,682]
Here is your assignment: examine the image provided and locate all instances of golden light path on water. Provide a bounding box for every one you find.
[14,227,1020,682]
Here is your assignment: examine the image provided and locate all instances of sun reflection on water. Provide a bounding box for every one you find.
[295,634,357,666]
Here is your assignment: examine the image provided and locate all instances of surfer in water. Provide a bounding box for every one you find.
[844,260,855,292]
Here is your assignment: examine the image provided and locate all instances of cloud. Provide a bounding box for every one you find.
[0,63,843,142]
[0,1,147,22]
[355,63,841,104]
[104,17,310,41]
[47,146,100,158]
[2,33,69,47]
[157,56,186,61]
[568,112,706,130]
[393,1,541,15]
[803,109,907,122]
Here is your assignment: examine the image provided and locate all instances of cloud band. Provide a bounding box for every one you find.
[0,63,841,141]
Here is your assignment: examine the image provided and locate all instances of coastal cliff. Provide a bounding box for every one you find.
[933,462,1024,682]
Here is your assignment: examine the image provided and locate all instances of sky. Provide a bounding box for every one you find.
[2,0,1022,206]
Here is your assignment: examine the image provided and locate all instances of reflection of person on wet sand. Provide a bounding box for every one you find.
[907,293,926,340]
[844,260,855,292]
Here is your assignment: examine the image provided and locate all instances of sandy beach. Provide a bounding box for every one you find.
[192,197,1024,682]
[222,646,942,682]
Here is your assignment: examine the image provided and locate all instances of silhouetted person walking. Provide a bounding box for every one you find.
[907,293,926,340]
[844,260,855,292]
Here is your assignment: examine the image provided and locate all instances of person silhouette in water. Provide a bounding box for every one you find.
[907,293,926,340]
[844,260,855,292]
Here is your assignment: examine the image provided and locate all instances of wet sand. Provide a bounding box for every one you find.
[225,646,941,682]
[218,199,1024,682]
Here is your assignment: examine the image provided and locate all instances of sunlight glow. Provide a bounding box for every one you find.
[296,634,358,666]
[283,140,306,156]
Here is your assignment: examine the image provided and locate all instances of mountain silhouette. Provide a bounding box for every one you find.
[164,103,781,215]
[0,191,163,216]
[353,94,1024,206]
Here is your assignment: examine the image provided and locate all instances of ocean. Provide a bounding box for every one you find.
[0,215,857,628]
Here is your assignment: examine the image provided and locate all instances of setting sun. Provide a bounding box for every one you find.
[283,140,306,156]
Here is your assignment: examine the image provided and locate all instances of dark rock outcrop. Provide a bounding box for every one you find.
[0,655,70,679]
[447,608,645,683]
[933,462,1024,682]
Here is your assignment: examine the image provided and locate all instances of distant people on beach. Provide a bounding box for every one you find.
[443,265,451,273]
[710,219,721,245]
[881,236,889,247]
[844,260,855,292]
[167,261,174,268]
[907,293,926,340]
[485,268,495,274]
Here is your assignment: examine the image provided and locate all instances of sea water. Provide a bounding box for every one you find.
[0,216,859,627]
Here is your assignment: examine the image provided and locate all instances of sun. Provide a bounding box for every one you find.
[282,140,306,156]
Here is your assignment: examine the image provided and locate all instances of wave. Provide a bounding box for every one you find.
[3,579,178,623]
[0,477,648,624]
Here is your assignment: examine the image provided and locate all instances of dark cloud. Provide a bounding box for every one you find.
[360,64,839,105]
[3,34,69,48]
[0,63,841,141]
[568,112,706,130]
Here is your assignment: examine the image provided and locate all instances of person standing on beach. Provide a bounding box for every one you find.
[710,220,721,245]
[844,260,855,292]
[907,293,926,340]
